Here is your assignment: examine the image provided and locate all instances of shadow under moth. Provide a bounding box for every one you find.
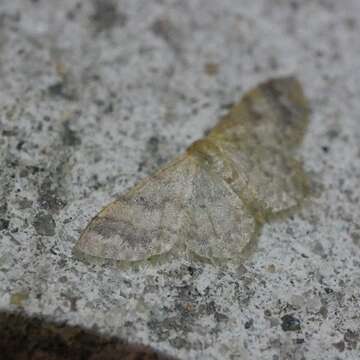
[75,76,310,264]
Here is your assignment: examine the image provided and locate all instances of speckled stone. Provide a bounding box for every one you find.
[33,212,56,236]
[0,1,359,359]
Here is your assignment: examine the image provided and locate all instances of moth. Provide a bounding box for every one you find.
[75,77,310,263]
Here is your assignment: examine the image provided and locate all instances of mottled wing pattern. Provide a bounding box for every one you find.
[210,77,309,150]
[210,141,309,218]
[76,155,193,261]
[208,77,310,217]
[184,156,256,260]
[76,153,255,262]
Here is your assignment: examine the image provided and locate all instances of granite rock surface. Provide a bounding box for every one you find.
[0,1,360,359]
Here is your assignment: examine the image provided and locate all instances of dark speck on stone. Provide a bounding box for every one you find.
[151,18,172,41]
[214,312,229,322]
[147,136,159,153]
[2,129,18,137]
[48,82,65,97]
[294,338,305,344]
[91,0,127,32]
[333,340,345,352]
[62,121,81,147]
[104,102,114,114]
[0,203,7,215]
[169,337,187,349]
[327,129,339,139]
[244,319,253,329]
[344,329,359,349]
[48,82,75,101]
[264,309,272,317]
[220,102,235,110]
[281,314,301,331]
[0,218,10,230]
[16,140,25,151]
[321,146,329,153]
[187,266,194,276]
[33,212,56,236]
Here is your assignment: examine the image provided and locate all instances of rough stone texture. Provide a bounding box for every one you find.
[0,0,359,359]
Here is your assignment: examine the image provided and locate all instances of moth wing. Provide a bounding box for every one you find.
[210,76,309,151]
[216,141,309,217]
[75,155,193,262]
[207,76,309,217]
[184,157,256,261]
